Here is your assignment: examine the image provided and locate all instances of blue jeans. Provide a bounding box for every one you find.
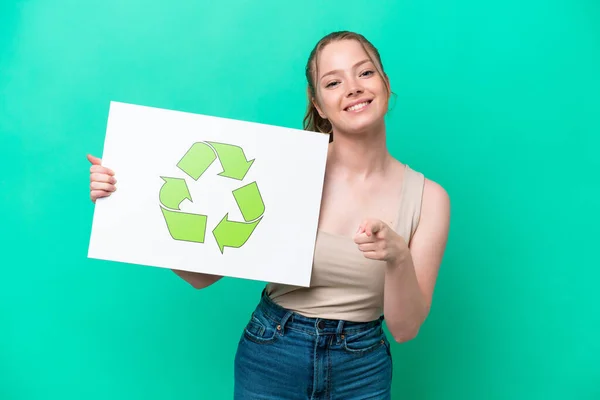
[234,290,393,399]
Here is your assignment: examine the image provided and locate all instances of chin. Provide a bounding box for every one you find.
[341,113,385,136]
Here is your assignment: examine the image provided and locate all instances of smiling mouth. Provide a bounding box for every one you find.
[344,100,372,112]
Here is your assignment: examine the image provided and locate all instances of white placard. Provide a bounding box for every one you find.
[88,101,329,286]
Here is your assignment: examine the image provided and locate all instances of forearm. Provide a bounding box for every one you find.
[383,253,429,343]
[171,269,223,289]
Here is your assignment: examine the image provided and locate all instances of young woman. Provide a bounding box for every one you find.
[87,31,450,399]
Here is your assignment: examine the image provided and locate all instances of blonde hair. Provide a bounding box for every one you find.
[302,31,391,142]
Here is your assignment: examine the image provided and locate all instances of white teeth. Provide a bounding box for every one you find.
[347,101,369,112]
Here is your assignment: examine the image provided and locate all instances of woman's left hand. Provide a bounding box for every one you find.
[353,218,409,265]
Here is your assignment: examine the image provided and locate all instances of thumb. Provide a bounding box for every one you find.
[87,154,102,165]
[370,220,384,236]
[365,220,376,237]
[361,219,377,237]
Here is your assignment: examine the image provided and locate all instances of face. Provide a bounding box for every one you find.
[313,39,389,136]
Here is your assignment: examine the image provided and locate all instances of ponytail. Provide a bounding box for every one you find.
[302,89,333,142]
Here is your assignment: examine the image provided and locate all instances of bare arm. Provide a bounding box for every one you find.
[383,178,450,342]
[171,269,223,289]
[353,178,450,343]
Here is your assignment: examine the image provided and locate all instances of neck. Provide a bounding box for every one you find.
[326,122,391,179]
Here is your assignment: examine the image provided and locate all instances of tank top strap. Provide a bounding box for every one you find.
[394,164,425,243]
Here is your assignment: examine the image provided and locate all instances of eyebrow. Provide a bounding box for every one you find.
[320,59,373,81]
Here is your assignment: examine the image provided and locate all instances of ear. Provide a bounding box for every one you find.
[312,98,327,119]
[384,74,392,96]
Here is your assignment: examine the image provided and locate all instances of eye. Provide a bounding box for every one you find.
[325,81,339,88]
[360,70,374,77]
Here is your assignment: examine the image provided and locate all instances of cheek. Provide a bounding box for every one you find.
[373,82,389,99]
[320,93,341,114]
[373,87,390,114]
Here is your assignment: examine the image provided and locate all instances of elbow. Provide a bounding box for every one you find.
[387,305,430,343]
[190,275,222,289]
[388,314,426,343]
[391,325,420,343]
[190,281,205,289]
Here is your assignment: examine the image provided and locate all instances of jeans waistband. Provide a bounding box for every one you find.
[257,289,384,336]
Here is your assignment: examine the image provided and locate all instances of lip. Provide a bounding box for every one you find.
[344,98,373,112]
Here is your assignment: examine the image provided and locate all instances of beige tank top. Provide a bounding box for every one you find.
[265,164,426,322]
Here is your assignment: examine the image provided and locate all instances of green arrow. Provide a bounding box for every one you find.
[232,181,265,222]
[207,142,254,180]
[161,207,207,243]
[159,177,192,210]
[177,142,216,180]
[212,214,261,253]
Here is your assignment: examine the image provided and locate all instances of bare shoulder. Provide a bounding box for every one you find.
[416,176,450,240]
[397,159,450,216]
[394,159,451,229]
[422,177,450,214]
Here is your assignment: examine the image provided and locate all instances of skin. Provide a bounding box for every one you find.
[87,38,450,343]
[310,39,450,342]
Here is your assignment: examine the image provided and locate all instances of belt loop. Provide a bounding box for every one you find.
[336,320,345,344]
[278,311,293,335]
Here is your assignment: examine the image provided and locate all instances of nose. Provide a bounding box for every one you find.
[346,78,364,97]
[346,86,363,97]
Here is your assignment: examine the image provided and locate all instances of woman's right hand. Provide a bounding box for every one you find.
[87,154,117,203]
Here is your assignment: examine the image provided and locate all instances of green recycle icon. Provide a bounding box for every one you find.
[158,141,265,253]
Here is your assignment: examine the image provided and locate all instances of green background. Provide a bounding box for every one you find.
[1,0,598,398]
